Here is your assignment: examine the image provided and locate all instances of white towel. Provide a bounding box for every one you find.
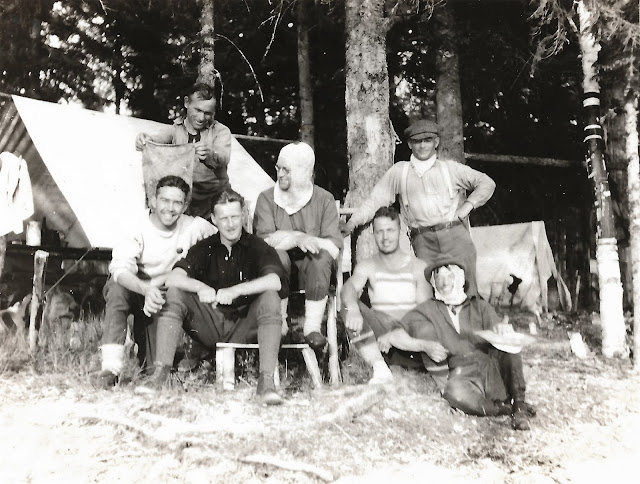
[0,152,34,236]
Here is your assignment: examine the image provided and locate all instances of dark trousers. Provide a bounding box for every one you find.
[442,350,527,416]
[410,319,527,415]
[411,223,478,296]
[101,277,158,371]
[277,248,334,300]
[155,288,282,375]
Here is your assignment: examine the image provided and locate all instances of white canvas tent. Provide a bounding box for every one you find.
[0,94,275,249]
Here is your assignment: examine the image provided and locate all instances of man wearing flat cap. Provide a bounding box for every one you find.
[343,119,495,296]
[253,142,343,352]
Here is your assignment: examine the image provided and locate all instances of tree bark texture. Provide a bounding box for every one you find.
[297,0,315,148]
[625,92,640,369]
[578,0,627,358]
[0,235,6,282]
[433,1,465,164]
[344,0,394,261]
[197,0,216,86]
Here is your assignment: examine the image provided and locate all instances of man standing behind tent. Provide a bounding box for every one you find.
[341,206,444,384]
[253,142,342,352]
[135,83,232,219]
[342,120,495,296]
[97,175,215,388]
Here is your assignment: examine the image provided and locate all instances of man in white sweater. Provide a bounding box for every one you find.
[97,175,215,388]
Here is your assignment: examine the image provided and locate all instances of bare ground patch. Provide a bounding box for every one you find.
[1,313,639,483]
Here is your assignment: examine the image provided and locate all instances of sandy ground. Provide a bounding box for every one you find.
[1,332,639,484]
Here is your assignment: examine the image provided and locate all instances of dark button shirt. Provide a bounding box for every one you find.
[174,230,285,312]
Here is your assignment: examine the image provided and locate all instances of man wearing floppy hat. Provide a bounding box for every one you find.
[343,119,495,296]
[253,142,342,352]
[394,261,537,430]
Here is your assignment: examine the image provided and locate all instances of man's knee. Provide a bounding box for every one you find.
[304,250,333,298]
[443,379,481,415]
[103,279,134,309]
[254,290,282,324]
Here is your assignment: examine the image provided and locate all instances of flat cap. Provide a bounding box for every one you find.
[404,119,439,140]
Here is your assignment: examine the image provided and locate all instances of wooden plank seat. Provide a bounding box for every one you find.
[215,342,323,390]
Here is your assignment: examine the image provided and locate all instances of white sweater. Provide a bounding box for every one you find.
[109,213,215,287]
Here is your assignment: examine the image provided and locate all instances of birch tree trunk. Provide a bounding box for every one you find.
[578,0,627,358]
[625,89,639,369]
[433,1,465,163]
[344,0,394,260]
[197,0,216,86]
[297,0,315,148]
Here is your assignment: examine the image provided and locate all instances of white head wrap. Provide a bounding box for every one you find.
[273,142,315,215]
[431,264,467,306]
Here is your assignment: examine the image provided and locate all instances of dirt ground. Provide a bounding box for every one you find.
[1,314,639,483]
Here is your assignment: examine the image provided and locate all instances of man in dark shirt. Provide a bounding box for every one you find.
[146,189,286,405]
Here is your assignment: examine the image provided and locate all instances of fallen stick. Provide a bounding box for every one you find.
[76,413,210,449]
[317,386,386,425]
[240,454,334,482]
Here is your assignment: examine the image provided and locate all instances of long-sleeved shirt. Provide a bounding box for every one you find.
[253,185,343,251]
[150,119,232,185]
[348,158,496,229]
[109,214,215,287]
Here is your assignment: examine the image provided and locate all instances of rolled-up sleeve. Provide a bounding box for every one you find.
[253,191,276,239]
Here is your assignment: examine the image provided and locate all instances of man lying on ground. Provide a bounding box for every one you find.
[98,175,215,388]
[341,206,439,384]
[395,262,537,430]
[146,189,287,405]
[253,142,342,352]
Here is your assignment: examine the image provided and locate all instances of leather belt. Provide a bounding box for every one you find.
[410,218,463,237]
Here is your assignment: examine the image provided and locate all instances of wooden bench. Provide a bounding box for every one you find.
[215,342,323,390]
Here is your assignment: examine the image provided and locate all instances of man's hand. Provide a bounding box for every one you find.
[142,286,166,316]
[198,286,217,304]
[135,133,150,151]
[344,306,364,334]
[194,141,212,161]
[297,234,321,254]
[492,315,514,336]
[454,201,473,221]
[420,340,448,362]
[265,231,289,248]
[377,333,392,353]
[339,220,353,237]
[215,286,241,305]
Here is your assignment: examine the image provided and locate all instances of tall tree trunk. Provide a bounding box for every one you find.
[578,0,627,358]
[344,0,393,261]
[626,90,640,370]
[433,1,464,163]
[197,0,216,86]
[297,0,315,148]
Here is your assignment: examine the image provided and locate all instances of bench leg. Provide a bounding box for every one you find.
[326,295,342,385]
[216,347,236,390]
[274,363,281,388]
[301,347,323,388]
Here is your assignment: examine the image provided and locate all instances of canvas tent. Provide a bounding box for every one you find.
[0,94,275,249]
[471,221,572,313]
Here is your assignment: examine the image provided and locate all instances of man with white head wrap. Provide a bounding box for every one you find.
[395,261,537,431]
[253,142,342,351]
